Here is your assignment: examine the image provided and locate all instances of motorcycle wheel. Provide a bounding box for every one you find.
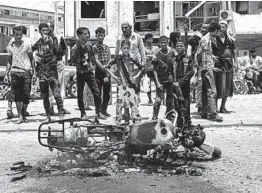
[233,80,246,95]
[68,81,77,98]
[212,146,222,158]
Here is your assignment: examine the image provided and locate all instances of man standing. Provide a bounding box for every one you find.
[195,23,209,114]
[152,36,177,120]
[115,21,146,122]
[32,23,64,122]
[4,26,36,124]
[173,40,195,126]
[213,20,237,113]
[5,25,32,119]
[71,27,106,122]
[46,22,70,115]
[196,23,223,122]
[93,27,112,117]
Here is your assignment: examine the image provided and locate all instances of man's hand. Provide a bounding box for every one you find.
[114,77,122,85]
[156,83,163,90]
[32,74,37,84]
[103,77,109,83]
[4,74,10,84]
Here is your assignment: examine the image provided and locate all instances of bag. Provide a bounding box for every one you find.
[141,74,150,93]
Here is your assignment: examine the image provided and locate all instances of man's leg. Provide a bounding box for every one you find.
[77,73,86,118]
[48,86,55,115]
[85,72,105,120]
[152,87,163,120]
[57,61,70,114]
[202,70,222,122]
[11,72,24,123]
[7,89,15,119]
[21,72,32,121]
[101,78,111,116]
[165,83,174,114]
[48,76,64,118]
[39,79,51,121]
[196,74,202,114]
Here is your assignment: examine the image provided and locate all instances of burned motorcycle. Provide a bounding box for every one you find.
[38,109,221,163]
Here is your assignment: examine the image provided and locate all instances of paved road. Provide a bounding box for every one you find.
[0,126,261,193]
[0,93,262,132]
[0,93,262,192]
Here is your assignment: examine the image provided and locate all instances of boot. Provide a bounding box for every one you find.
[152,105,160,120]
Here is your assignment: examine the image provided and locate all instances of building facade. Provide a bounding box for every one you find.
[64,1,262,54]
[0,5,64,43]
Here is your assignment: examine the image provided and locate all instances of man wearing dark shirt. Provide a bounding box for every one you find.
[71,27,106,122]
[152,36,176,120]
[32,23,64,122]
[47,22,70,115]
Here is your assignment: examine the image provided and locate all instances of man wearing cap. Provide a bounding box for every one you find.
[114,21,146,123]
[195,22,223,122]
[213,20,237,113]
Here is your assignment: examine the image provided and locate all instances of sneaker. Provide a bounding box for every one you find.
[102,111,111,117]
[121,120,130,126]
[152,116,158,120]
[85,106,92,111]
[25,111,30,116]
[197,107,202,115]
[62,108,71,114]
[7,110,14,119]
[98,113,107,120]
[219,108,229,114]
[208,115,223,122]
[148,101,153,106]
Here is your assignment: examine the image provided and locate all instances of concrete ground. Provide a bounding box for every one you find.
[0,92,262,131]
[0,93,262,193]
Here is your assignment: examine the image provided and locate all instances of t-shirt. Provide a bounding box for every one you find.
[7,39,32,72]
[152,48,176,84]
[145,45,159,71]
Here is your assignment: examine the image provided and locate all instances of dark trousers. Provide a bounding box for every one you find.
[154,83,174,113]
[39,74,63,116]
[77,72,101,115]
[11,71,32,104]
[96,77,111,114]
[201,69,217,117]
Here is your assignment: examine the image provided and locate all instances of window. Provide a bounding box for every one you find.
[81,1,105,18]
[48,16,52,20]
[231,1,249,14]
[58,17,62,21]
[4,10,10,15]
[16,11,22,16]
[134,1,160,36]
[22,12,27,17]
[174,1,220,32]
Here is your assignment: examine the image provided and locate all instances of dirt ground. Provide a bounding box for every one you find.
[0,126,261,193]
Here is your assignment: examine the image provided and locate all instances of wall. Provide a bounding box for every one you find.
[249,1,262,14]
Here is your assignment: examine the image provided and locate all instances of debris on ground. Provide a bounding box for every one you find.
[8,161,32,182]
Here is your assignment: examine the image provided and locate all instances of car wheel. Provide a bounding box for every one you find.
[68,81,77,98]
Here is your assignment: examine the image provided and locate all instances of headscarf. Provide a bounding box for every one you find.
[219,20,235,42]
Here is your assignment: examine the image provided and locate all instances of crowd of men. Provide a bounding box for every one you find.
[4,19,242,125]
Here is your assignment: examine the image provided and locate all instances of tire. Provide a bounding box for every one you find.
[212,146,222,158]
[233,80,246,95]
[68,81,77,98]
[0,83,10,100]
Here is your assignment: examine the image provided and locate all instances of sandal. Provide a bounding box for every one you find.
[7,110,14,119]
